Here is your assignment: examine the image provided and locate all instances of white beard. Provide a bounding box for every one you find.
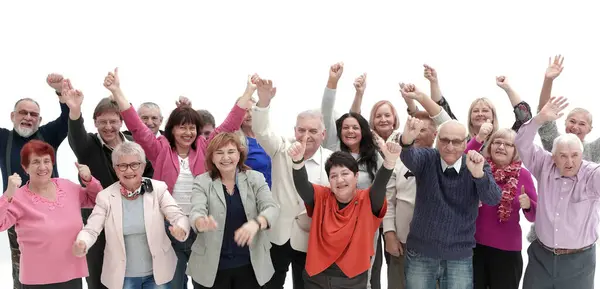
[14,126,36,138]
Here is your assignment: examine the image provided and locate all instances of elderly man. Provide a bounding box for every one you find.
[0,73,70,289]
[517,96,600,289]
[252,77,333,289]
[123,102,164,137]
[399,117,501,289]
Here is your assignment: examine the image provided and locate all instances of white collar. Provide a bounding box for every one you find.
[441,155,462,173]
[98,132,129,151]
[306,146,324,165]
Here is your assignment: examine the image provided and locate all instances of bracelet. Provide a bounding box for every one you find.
[398,135,415,148]
[292,157,304,164]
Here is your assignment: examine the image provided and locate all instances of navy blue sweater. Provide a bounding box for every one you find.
[400,146,501,260]
[0,102,69,192]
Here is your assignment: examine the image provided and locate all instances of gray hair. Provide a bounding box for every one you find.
[552,133,584,155]
[111,142,147,165]
[296,109,325,131]
[437,119,468,139]
[567,108,593,126]
[14,98,40,110]
[138,102,162,117]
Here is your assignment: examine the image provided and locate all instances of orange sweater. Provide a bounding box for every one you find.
[305,184,386,278]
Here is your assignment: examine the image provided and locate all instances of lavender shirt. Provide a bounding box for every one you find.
[516,119,600,249]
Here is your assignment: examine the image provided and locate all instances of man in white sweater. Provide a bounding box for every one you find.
[251,77,333,289]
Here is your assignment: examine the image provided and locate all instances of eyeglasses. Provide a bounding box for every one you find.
[115,162,142,172]
[438,137,466,147]
[491,140,515,148]
[96,119,121,127]
[17,110,39,118]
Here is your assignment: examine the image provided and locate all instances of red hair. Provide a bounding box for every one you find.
[20,140,55,168]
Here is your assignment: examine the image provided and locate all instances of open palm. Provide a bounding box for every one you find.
[538,96,568,123]
[546,55,564,79]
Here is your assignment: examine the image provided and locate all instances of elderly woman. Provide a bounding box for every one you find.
[104,68,255,289]
[74,142,190,289]
[288,133,399,289]
[464,128,538,289]
[0,140,102,289]
[186,132,279,289]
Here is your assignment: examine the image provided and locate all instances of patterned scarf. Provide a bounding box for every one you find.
[120,183,142,200]
[487,157,522,222]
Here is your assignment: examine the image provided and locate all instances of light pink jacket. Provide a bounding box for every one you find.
[76,179,190,289]
[121,104,246,193]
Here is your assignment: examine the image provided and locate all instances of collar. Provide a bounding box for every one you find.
[441,155,462,173]
[306,146,324,165]
[97,132,129,150]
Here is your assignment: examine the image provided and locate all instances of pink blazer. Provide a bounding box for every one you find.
[76,179,190,289]
[121,104,246,193]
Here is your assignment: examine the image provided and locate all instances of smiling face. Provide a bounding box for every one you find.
[564,111,592,141]
[490,137,516,166]
[469,100,494,132]
[115,154,145,190]
[24,153,53,184]
[173,123,197,148]
[294,115,326,154]
[372,103,396,138]
[436,121,467,165]
[95,112,123,144]
[212,142,241,175]
[328,165,358,203]
[138,106,163,135]
[11,99,41,138]
[341,117,362,152]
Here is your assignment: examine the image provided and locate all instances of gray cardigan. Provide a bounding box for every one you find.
[187,170,279,287]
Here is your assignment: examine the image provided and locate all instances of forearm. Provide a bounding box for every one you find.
[350,92,363,114]
[291,164,315,206]
[416,94,442,116]
[111,88,132,111]
[429,80,443,102]
[369,166,394,215]
[538,77,554,112]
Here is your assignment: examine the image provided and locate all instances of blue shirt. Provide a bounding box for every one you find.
[245,137,272,188]
[218,185,251,269]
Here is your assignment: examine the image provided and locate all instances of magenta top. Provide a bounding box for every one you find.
[467,138,538,251]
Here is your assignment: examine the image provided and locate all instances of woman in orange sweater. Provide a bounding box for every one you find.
[288,135,399,288]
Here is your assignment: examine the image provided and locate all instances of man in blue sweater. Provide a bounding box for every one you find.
[0,74,70,289]
[398,117,501,289]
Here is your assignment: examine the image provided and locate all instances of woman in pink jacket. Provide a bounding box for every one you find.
[103,68,257,289]
[0,140,102,289]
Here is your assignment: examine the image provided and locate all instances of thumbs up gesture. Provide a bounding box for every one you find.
[103,67,120,93]
[476,119,494,143]
[288,135,308,163]
[518,186,531,209]
[75,163,92,182]
[72,240,87,257]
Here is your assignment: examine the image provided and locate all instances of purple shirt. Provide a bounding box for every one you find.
[516,119,600,249]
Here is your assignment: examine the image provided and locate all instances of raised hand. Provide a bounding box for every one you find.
[495,76,511,91]
[353,73,367,95]
[75,163,92,182]
[47,73,65,92]
[256,77,277,103]
[401,116,424,145]
[195,216,218,232]
[168,225,187,241]
[399,83,423,101]
[375,132,400,168]
[476,119,494,142]
[234,220,260,247]
[103,68,120,93]
[546,55,564,80]
[423,64,438,82]
[287,135,307,162]
[536,96,569,124]
[466,150,485,178]
[4,173,22,199]
[518,185,531,209]
[175,96,192,108]
[62,80,84,109]
[72,240,87,257]
[328,62,344,82]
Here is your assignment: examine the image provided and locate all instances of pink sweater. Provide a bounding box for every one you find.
[467,138,538,251]
[121,104,245,193]
[0,177,102,285]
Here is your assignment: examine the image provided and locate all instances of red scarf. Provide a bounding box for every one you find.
[120,183,142,200]
[487,158,521,222]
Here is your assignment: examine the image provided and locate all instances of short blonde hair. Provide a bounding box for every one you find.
[369,101,399,131]
[566,108,593,126]
[483,128,520,162]
[468,98,499,138]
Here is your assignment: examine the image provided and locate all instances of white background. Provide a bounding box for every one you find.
[1,1,599,288]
